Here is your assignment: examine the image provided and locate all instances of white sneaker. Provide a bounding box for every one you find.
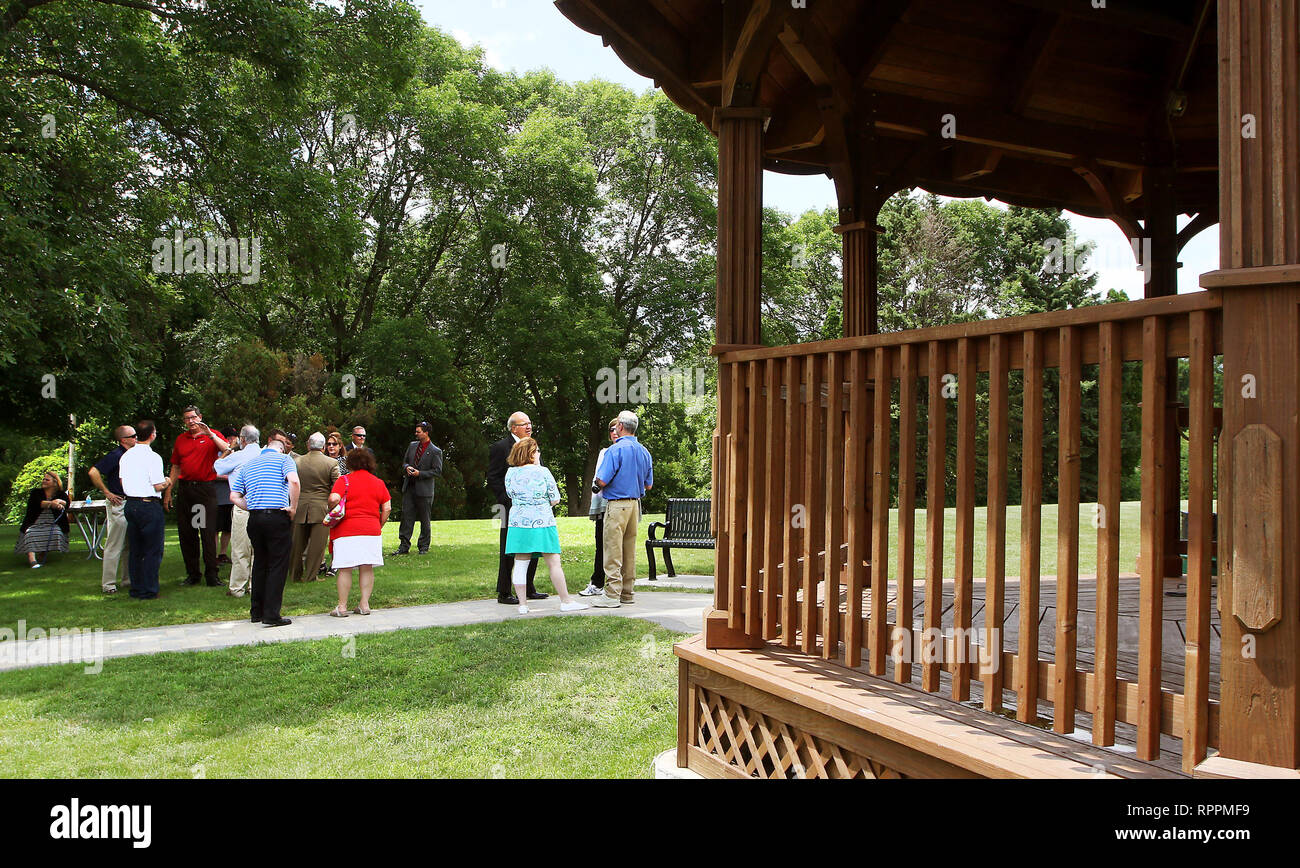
[560,601,589,612]
[578,583,601,596]
[517,605,530,615]
[30,563,42,569]
[591,596,621,608]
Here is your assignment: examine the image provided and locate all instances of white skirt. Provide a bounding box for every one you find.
[331,535,384,569]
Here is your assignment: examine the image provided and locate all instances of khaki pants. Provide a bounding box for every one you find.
[601,499,640,601]
[289,520,330,581]
[228,507,253,595]
[101,501,128,590]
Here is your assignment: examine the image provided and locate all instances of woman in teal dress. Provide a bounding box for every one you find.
[504,437,588,615]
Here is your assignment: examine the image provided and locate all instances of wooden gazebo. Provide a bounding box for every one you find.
[557,0,1299,778]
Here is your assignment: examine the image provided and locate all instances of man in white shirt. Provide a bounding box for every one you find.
[214,425,262,597]
[118,420,171,599]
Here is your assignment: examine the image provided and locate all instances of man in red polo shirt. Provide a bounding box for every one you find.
[164,405,229,587]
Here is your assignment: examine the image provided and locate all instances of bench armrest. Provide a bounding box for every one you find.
[647,521,668,541]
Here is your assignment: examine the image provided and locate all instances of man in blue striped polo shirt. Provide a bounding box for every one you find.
[229,429,300,627]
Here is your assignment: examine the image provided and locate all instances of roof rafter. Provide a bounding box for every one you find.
[722,0,796,108]
[998,11,1062,116]
[852,0,914,88]
[865,89,1216,170]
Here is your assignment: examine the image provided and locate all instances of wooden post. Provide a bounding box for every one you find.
[1144,165,1184,579]
[709,107,766,647]
[837,221,878,337]
[715,108,767,347]
[1201,0,1300,769]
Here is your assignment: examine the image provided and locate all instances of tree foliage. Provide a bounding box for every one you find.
[2,2,1147,521]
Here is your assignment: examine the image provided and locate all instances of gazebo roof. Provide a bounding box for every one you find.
[555,0,1218,230]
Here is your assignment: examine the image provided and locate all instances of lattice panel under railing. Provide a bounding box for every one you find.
[694,687,904,779]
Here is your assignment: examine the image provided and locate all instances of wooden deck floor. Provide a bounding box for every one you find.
[794,573,1220,776]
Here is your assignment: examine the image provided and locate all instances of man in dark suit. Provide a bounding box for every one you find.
[346,425,373,454]
[397,421,443,555]
[487,411,546,605]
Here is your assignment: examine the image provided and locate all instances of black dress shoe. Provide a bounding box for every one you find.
[250,615,262,622]
[263,617,292,627]
[526,591,549,600]
[393,549,410,556]
[180,578,201,586]
[205,579,222,587]
[497,595,520,605]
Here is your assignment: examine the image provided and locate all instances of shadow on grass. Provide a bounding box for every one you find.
[0,617,683,754]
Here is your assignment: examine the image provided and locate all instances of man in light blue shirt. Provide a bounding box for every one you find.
[592,410,653,607]
[214,425,261,597]
[229,429,300,627]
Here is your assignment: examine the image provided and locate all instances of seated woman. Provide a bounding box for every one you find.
[504,437,587,615]
[16,471,71,568]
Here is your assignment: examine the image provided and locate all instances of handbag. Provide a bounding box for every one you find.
[323,475,349,527]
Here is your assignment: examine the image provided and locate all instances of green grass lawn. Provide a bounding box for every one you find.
[0,616,684,778]
[1,500,1165,633]
[883,500,1151,581]
[0,514,714,632]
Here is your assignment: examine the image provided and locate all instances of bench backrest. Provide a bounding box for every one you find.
[666,498,712,540]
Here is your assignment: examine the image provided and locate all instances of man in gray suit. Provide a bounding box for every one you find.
[396,421,443,555]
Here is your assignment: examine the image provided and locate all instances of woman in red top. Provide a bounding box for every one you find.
[326,448,391,617]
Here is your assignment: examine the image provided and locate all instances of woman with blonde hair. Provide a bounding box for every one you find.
[504,437,587,615]
[16,470,71,568]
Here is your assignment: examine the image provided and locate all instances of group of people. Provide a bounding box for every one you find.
[15,404,655,622]
[488,409,653,615]
[51,409,414,627]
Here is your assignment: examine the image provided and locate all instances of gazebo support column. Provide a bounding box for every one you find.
[1202,0,1300,769]
[709,107,767,651]
[1144,167,1185,579]
[714,108,766,348]
[837,220,878,337]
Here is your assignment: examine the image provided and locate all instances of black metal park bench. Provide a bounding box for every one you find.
[645,497,714,581]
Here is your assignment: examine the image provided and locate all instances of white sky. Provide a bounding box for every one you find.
[416,0,1220,299]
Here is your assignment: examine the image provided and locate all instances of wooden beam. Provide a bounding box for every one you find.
[1115,168,1144,204]
[764,96,824,153]
[999,11,1062,116]
[1073,160,1142,240]
[1004,0,1195,42]
[722,0,793,108]
[1177,210,1218,253]
[865,90,1218,171]
[778,18,856,113]
[818,89,861,221]
[952,145,1002,182]
[852,0,914,88]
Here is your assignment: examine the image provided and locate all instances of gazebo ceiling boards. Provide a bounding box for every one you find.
[556,0,1219,234]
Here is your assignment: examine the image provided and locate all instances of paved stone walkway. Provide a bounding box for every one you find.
[0,590,711,673]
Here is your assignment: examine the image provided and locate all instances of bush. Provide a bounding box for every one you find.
[4,447,70,525]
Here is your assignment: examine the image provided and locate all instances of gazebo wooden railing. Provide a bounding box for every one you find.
[711,290,1222,772]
